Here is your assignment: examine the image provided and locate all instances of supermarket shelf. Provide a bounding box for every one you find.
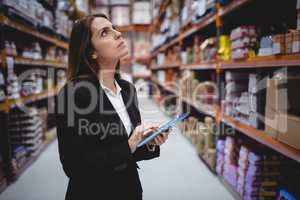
[151,0,256,57]
[0,88,59,112]
[222,115,300,163]
[11,155,35,181]
[0,15,68,49]
[181,97,217,118]
[181,62,217,70]
[116,24,152,32]
[221,54,300,69]
[152,54,300,71]
[13,56,67,69]
[12,130,57,181]
[218,176,243,200]
[152,13,216,57]
[151,63,180,70]
[151,0,170,32]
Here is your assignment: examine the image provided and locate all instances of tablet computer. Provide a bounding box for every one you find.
[137,112,190,148]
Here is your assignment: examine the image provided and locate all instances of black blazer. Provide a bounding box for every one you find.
[55,74,160,200]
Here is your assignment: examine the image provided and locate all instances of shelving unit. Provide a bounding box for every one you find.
[151,0,253,57]
[149,0,300,199]
[0,15,68,50]
[12,56,67,69]
[11,127,57,182]
[0,87,59,113]
[222,115,300,162]
[0,2,68,190]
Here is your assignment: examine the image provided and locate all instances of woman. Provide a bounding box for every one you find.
[55,14,169,200]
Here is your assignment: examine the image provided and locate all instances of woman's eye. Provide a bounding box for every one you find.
[101,30,107,37]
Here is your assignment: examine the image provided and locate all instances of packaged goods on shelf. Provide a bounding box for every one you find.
[181,0,215,26]
[111,6,130,26]
[243,153,280,200]
[44,46,67,62]
[230,26,258,60]
[181,115,217,169]
[200,37,218,62]
[193,0,215,24]
[193,81,218,111]
[216,139,225,175]
[258,36,273,57]
[20,73,38,97]
[272,34,285,55]
[133,33,151,58]
[10,146,28,174]
[272,30,300,55]
[1,0,55,30]
[218,35,231,61]
[132,2,151,24]
[4,41,17,57]
[193,36,201,63]
[57,70,66,88]
[8,107,44,156]
[224,72,264,129]
[292,30,300,53]
[7,73,20,100]
[21,42,42,60]
[223,137,240,188]
[0,71,6,102]
[218,137,283,199]
[180,70,198,98]
[224,71,249,116]
[55,10,72,38]
[265,71,300,149]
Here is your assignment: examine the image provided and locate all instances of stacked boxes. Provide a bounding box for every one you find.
[8,107,44,157]
[223,137,239,188]
[230,26,258,60]
[224,72,264,129]
[224,71,248,117]
[216,139,225,176]
[236,146,250,196]
[243,153,280,200]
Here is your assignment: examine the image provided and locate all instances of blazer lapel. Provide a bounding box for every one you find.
[117,80,141,135]
[98,81,130,137]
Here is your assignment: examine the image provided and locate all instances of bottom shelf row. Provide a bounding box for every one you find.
[152,98,300,200]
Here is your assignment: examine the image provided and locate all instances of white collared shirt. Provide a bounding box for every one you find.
[100,80,133,136]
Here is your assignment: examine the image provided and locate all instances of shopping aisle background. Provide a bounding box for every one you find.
[0,98,234,200]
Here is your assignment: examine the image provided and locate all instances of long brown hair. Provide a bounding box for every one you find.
[67,13,121,81]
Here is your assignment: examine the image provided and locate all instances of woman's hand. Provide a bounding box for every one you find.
[148,127,171,146]
[128,124,158,153]
[128,124,172,153]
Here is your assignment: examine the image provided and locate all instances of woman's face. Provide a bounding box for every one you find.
[90,17,128,62]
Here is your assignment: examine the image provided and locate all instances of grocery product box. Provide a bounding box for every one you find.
[277,113,300,150]
[265,76,300,149]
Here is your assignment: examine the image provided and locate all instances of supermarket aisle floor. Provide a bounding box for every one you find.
[1,98,234,200]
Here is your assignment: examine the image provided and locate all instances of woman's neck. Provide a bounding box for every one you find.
[97,59,118,93]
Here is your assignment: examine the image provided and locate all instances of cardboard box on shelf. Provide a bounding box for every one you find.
[265,75,300,149]
[277,113,300,150]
